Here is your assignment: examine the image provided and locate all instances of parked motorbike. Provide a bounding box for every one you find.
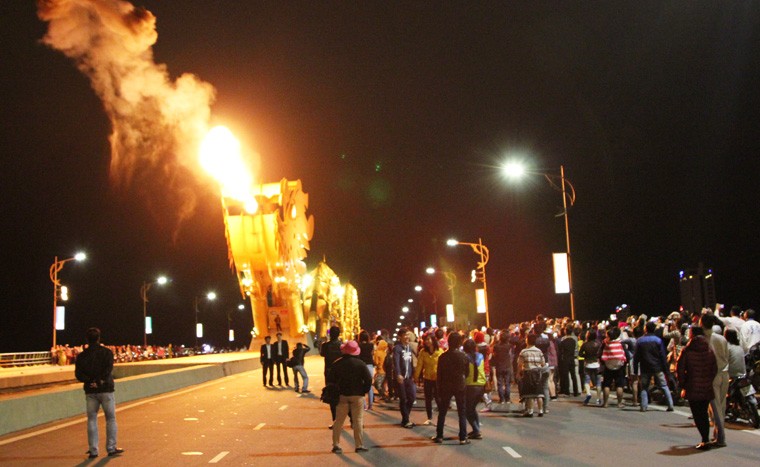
[725,374,759,429]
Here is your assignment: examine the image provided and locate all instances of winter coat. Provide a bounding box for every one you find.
[676,335,718,402]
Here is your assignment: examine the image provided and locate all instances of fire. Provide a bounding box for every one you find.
[200,126,258,213]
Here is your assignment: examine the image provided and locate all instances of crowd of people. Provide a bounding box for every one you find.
[310,305,760,453]
[51,343,247,365]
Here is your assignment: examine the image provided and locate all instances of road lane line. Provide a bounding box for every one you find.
[209,451,229,463]
[253,423,266,430]
[0,374,244,446]
[279,405,288,411]
[503,446,522,458]
[744,429,760,436]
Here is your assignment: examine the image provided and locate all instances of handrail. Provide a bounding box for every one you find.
[0,351,52,368]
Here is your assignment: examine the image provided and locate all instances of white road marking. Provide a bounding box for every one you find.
[253,423,266,430]
[209,451,229,463]
[279,405,288,411]
[503,446,522,458]
[184,417,199,421]
[182,452,204,456]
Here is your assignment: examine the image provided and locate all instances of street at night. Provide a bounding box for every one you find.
[1,357,758,466]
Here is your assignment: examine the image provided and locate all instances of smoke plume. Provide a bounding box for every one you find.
[37,0,216,238]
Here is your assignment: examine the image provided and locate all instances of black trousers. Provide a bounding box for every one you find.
[423,379,438,420]
[688,399,711,443]
[274,360,289,384]
[436,388,467,440]
[262,360,274,385]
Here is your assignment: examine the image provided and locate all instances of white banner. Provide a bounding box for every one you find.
[55,306,65,330]
[446,304,455,322]
[145,316,152,335]
[475,289,486,314]
[553,253,570,294]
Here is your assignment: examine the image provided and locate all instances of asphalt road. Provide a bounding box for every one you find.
[1,356,758,466]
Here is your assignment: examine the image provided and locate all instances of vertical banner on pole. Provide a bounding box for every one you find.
[229,330,235,342]
[446,304,455,322]
[553,253,570,294]
[145,316,153,334]
[196,323,204,338]
[55,306,65,330]
[475,289,486,314]
[430,314,438,328]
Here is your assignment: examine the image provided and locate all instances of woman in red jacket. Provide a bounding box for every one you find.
[676,326,718,450]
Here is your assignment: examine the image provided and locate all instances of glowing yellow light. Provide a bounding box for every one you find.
[200,125,257,210]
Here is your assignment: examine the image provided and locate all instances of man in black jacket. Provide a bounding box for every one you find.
[75,327,124,459]
[273,332,290,386]
[432,332,470,445]
[321,326,343,424]
[260,336,275,386]
[329,340,372,454]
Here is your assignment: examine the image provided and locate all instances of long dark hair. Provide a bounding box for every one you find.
[423,334,439,353]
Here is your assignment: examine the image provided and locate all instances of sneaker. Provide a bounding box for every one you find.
[331,446,342,454]
[522,412,534,418]
[431,437,443,444]
[87,452,97,459]
[666,407,674,412]
[459,439,471,445]
[583,395,591,406]
[355,447,369,453]
[695,442,710,451]
[617,403,625,408]
[640,406,647,412]
[467,432,482,440]
[403,422,416,429]
[480,407,492,413]
[107,448,125,457]
[423,419,432,425]
[538,412,544,417]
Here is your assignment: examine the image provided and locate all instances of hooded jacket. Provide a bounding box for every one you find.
[676,335,718,402]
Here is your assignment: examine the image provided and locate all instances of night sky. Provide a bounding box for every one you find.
[1,1,759,353]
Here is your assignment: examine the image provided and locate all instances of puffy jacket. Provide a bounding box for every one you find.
[676,336,718,402]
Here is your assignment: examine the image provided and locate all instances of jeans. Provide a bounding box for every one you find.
[332,395,364,448]
[495,367,512,402]
[465,385,484,434]
[365,365,375,408]
[373,372,387,399]
[423,379,438,420]
[640,371,674,410]
[293,365,308,391]
[86,392,117,455]
[437,388,467,441]
[397,378,416,425]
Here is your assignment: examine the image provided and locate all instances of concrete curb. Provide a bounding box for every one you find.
[0,358,260,437]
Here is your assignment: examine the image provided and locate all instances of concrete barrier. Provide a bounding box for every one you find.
[0,356,260,437]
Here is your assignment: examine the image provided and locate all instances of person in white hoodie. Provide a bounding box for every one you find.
[701,313,728,448]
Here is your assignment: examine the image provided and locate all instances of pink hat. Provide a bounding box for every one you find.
[341,340,360,356]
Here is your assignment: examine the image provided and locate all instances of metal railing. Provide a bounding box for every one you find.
[0,351,51,368]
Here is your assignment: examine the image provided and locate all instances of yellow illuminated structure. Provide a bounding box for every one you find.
[222,178,314,348]
[301,261,361,341]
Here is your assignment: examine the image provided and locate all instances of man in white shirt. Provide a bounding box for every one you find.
[720,306,745,333]
[740,309,760,354]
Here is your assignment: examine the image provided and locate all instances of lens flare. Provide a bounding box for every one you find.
[200,126,257,212]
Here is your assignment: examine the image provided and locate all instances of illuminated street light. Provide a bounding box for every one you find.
[447,239,490,327]
[414,285,422,292]
[50,252,86,348]
[402,306,409,313]
[195,291,217,347]
[425,266,457,323]
[141,275,170,347]
[501,161,577,320]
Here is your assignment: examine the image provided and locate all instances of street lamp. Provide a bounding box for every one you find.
[141,276,169,348]
[50,252,86,348]
[501,162,577,320]
[447,238,490,327]
[194,291,216,347]
[426,267,457,320]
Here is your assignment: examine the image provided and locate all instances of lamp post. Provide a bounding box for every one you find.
[446,238,490,327]
[502,162,577,320]
[141,276,168,348]
[426,267,457,318]
[50,252,86,348]
[194,291,216,347]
